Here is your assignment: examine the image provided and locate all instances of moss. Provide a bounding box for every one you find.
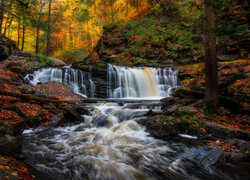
[218,59,249,65]
[175,110,196,117]
[29,55,55,66]
[3,64,10,71]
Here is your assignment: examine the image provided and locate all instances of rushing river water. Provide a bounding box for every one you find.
[22,100,244,180]
[22,65,247,179]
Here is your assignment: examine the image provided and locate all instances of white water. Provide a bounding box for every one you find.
[25,64,178,99]
[108,64,178,99]
[22,101,234,180]
[22,65,242,180]
[24,67,96,98]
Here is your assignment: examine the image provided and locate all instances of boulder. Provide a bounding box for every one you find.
[35,81,87,103]
[165,104,180,114]
[146,121,178,138]
[0,134,22,156]
[190,146,225,167]
[0,45,9,61]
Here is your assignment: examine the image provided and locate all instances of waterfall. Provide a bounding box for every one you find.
[25,67,96,97]
[25,65,178,99]
[107,64,178,99]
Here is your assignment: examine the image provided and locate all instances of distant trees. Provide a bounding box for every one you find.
[0,0,154,57]
[203,0,218,110]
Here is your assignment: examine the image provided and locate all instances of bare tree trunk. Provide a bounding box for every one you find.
[17,21,20,48]
[46,0,52,56]
[36,0,44,54]
[22,24,25,51]
[109,0,114,24]
[0,0,5,35]
[7,17,12,38]
[36,25,40,54]
[204,0,218,110]
[126,0,129,15]
[3,12,9,36]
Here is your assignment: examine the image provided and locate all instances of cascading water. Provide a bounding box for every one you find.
[22,101,239,180]
[25,64,179,99]
[107,64,178,99]
[22,65,245,180]
[24,67,96,97]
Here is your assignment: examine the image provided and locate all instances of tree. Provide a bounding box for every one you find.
[31,0,46,54]
[46,0,52,56]
[203,0,218,110]
[0,0,5,35]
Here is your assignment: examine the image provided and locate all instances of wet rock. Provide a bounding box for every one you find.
[72,60,108,98]
[62,105,85,123]
[203,122,250,139]
[0,123,15,136]
[228,139,241,146]
[239,140,250,152]
[229,153,243,162]
[146,120,178,138]
[0,134,22,156]
[74,124,91,132]
[190,146,225,167]
[160,97,179,109]
[165,104,179,114]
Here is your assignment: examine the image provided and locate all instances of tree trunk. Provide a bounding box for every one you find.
[7,17,13,38]
[3,12,9,36]
[203,0,218,110]
[22,24,25,51]
[126,0,129,15]
[46,0,52,56]
[36,25,40,54]
[0,0,5,35]
[17,21,20,48]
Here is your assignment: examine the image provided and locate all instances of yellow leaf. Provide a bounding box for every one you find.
[11,172,18,176]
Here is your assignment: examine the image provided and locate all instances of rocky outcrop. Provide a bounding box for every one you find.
[0,54,92,158]
[0,134,21,156]
[0,36,18,61]
[72,60,108,98]
[35,82,86,103]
